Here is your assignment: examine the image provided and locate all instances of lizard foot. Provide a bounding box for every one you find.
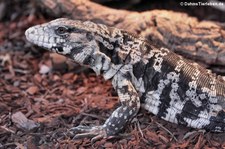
[69,125,109,142]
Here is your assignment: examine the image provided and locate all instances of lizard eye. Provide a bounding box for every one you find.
[56,26,68,35]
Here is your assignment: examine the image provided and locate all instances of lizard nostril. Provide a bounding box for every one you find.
[25,28,35,38]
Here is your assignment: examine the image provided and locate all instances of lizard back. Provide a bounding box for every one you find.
[134,43,225,132]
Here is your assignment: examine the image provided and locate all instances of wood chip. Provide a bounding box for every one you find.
[11,111,39,130]
[26,86,39,95]
[39,64,51,74]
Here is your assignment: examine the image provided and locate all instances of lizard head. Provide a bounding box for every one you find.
[25,18,99,64]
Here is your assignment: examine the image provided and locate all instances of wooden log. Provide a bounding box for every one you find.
[33,0,225,74]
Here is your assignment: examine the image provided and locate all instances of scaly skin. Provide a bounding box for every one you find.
[25,18,225,140]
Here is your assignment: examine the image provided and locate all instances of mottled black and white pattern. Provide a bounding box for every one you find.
[25,18,225,140]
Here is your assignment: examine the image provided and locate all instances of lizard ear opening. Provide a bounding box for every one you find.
[86,32,94,41]
[52,47,64,53]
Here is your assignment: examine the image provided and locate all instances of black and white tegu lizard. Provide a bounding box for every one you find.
[25,18,225,140]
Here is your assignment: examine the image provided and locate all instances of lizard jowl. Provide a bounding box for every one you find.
[25,18,225,140]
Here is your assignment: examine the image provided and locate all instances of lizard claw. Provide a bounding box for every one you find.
[69,125,108,142]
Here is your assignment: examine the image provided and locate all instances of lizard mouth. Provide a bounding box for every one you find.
[25,27,60,50]
[25,27,53,49]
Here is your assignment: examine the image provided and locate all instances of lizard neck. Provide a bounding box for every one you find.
[81,27,146,80]
[86,40,124,80]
